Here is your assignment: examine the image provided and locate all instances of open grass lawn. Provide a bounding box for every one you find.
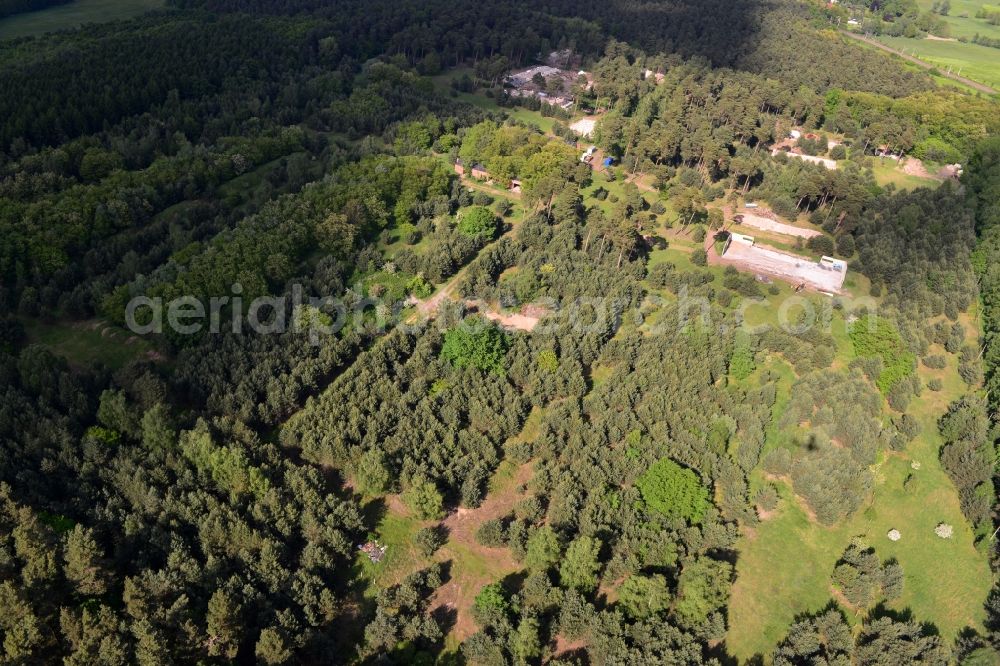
[448,88,559,134]
[912,0,1000,40]
[875,33,1000,89]
[353,500,426,592]
[580,170,666,219]
[20,317,155,370]
[871,160,942,191]
[726,310,992,662]
[432,67,588,135]
[0,0,165,40]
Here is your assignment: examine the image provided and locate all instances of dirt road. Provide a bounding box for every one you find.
[408,191,528,323]
[840,31,997,95]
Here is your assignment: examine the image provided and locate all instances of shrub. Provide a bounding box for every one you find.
[618,574,671,619]
[691,248,707,266]
[636,458,709,523]
[849,316,915,395]
[887,381,912,412]
[457,205,498,238]
[763,448,791,476]
[922,355,947,369]
[494,199,513,217]
[730,331,756,380]
[473,583,509,627]
[913,136,960,163]
[514,496,545,522]
[836,233,855,257]
[959,361,983,385]
[475,518,507,547]
[724,273,764,298]
[402,477,444,519]
[441,319,509,374]
[894,413,921,440]
[407,274,434,299]
[807,235,836,256]
[754,484,779,512]
[415,525,447,556]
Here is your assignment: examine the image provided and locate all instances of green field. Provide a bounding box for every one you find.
[726,315,993,662]
[21,317,155,369]
[870,160,943,190]
[875,34,1000,89]
[432,68,573,135]
[0,0,164,40]
[915,0,1000,39]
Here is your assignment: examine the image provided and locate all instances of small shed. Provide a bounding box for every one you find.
[454,158,465,176]
[820,256,846,272]
[602,156,615,167]
[471,163,490,180]
[510,179,522,194]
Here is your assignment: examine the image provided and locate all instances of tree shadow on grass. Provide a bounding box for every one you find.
[360,496,389,535]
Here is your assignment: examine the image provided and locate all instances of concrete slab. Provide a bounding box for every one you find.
[720,240,846,293]
[738,213,822,239]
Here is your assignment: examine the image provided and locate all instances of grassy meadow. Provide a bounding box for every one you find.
[864,0,1000,90]
[726,306,993,661]
[20,317,155,370]
[0,0,165,40]
[870,160,943,190]
[875,34,1000,90]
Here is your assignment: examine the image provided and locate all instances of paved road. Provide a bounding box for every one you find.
[840,30,997,95]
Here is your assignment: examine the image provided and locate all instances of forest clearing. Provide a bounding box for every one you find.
[0,0,163,39]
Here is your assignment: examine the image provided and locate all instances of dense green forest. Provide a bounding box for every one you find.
[0,0,999,663]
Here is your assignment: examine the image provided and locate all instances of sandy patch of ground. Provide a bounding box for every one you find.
[570,117,597,137]
[772,149,837,170]
[925,34,956,41]
[465,300,542,332]
[737,212,821,239]
[900,157,940,180]
[553,634,589,659]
